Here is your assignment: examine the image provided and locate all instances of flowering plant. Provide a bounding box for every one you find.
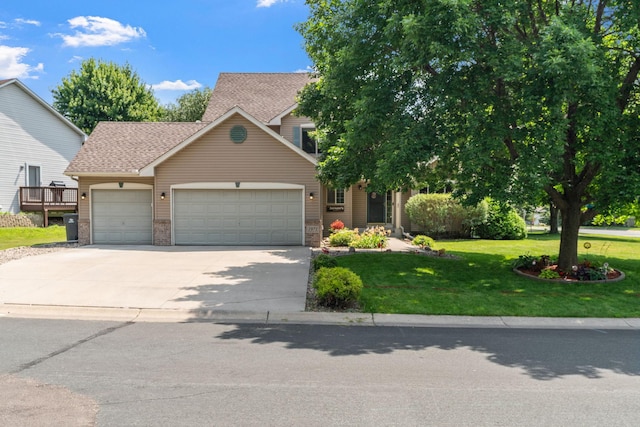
[330,219,345,231]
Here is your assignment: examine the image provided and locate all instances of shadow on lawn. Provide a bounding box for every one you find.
[215,323,640,381]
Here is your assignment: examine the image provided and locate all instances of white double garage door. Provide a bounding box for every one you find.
[92,188,304,245]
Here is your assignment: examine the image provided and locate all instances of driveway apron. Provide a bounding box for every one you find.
[0,246,310,312]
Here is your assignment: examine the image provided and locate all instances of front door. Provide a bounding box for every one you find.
[367,191,386,223]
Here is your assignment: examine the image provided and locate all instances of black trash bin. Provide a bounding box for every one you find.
[63,213,78,241]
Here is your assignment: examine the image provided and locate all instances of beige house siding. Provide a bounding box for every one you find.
[400,191,412,233]
[322,186,354,235]
[154,114,321,245]
[352,184,369,229]
[280,113,314,145]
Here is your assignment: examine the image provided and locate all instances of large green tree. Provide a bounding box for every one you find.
[297,0,640,270]
[53,58,162,134]
[161,87,212,122]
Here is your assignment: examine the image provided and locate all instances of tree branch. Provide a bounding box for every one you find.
[617,56,640,111]
[593,0,607,35]
[544,184,567,211]
[576,161,601,196]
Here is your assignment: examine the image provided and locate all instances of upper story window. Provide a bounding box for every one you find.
[327,188,345,205]
[302,127,317,155]
[294,124,320,155]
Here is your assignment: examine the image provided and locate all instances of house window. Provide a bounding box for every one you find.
[327,188,345,205]
[301,126,320,155]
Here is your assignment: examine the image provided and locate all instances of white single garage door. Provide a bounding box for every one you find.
[173,189,303,245]
[92,190,153,244]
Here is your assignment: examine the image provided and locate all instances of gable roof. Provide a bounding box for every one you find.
[65,107,317,177]
[0,78,87,139]
[65,122,208,176]
[139,106,317,176]
[202,73,314,123]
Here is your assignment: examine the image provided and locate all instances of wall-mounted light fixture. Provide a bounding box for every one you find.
[160,192,166,200]
[235,181,241,188]
[309,192,314,200]
[118,182,124,188]
[81,192,86,200]
[358,184,363,191]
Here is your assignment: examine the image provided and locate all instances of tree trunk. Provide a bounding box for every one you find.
[557,203,582,271]
[549,202,559,234]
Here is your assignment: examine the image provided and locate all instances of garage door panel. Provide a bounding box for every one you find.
[174,189,303,245]
[92,190,152,244]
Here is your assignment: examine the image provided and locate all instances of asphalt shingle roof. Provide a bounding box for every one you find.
[202,73,314,123]
[65,121,208,174]
[66,73,315,174]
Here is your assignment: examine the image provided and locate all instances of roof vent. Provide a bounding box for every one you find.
[230,125,247,143]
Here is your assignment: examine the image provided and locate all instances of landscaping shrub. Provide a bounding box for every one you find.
[349,226,390,249]
[312,253,338,271]
[475,200,527,240]
[404,193,487,238]
[412,235,435,249]
[591,213,630,226]
[329,229,358,247]
[313,267,363,307]
[539,268,561,280]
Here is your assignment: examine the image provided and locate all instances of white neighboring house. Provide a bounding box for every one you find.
[0,79,86,219]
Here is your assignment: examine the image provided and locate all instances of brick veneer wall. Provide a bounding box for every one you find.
[153,219,171,245]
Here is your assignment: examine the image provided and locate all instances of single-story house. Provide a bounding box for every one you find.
[65,73,412,246]
[0,79,86,218]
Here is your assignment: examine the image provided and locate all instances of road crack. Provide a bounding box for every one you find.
[10,321,134,374]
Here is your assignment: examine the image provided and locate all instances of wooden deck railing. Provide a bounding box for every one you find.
[19,187,78,226]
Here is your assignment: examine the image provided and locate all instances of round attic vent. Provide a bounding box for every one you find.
[230,125,247,143]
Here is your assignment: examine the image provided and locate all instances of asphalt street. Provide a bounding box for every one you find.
[1,318,639,426]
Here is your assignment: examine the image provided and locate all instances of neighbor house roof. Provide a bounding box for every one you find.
[65,121,208,176]
[202,73,314,123]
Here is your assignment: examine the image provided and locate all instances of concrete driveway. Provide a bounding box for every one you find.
[0,246,310,314]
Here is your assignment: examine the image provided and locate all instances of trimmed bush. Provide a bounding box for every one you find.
[412,235,435,249]
[313,267,363,308]
[404,193,487,238]
[475,200,527,240]
[329,229,358,247]
[312,253,338,271]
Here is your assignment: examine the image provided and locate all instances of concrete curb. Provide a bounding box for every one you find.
[2,304,639,329]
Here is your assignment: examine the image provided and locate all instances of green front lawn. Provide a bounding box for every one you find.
[0,226,66,250]
[336,233,640,317]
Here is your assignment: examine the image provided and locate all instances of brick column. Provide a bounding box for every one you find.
[78,219,90,245]
[153,219,171,246]
[305,220,322,247]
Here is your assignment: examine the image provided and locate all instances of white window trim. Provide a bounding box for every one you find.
[327,188,345,205]
[25,163,42,187]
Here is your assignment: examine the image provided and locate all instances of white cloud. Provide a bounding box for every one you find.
[14,18,41,27]
[0,45,43,79]
[68,55,83,63]
[294,66,314,73]
[56,16,146,47]
[151,79,202,91]
[257,0,289,7]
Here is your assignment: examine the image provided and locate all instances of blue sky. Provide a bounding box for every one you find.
[0,0,312,105]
